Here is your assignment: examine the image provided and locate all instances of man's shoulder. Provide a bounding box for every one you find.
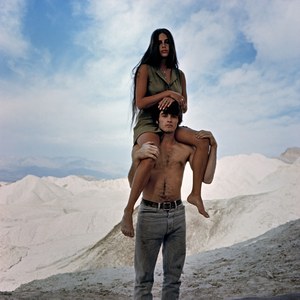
[175,139,193,149]
[174,141,194,157]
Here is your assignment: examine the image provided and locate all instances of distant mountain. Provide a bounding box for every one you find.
[1,148,298,182]
[279,147,300,163]
[1,151,299,292]
[0,156,127,182]
[53,155,300,272]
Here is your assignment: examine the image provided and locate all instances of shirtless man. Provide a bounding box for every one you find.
[121,102,217,299]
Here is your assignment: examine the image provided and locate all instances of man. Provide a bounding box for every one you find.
[123,102,217,299]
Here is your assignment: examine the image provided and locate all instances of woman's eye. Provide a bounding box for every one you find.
[158,39,169,45]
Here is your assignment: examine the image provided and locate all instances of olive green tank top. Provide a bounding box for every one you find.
[147,65,183,96]
[133,65,183,143]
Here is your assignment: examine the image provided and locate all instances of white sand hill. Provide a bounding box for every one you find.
[0,148,299,299]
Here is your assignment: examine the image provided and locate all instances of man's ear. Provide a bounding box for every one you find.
[156,120,158,124]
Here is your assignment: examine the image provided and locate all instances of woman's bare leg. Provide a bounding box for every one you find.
[176,127,210,218]
[121,133,160,237]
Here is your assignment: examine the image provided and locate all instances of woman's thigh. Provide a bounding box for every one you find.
[136,132,160,147]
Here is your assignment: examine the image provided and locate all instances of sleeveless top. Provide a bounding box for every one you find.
[133,65,183,143]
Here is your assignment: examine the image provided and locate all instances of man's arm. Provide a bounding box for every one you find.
[190,130,217,184]
[128,142,160,187]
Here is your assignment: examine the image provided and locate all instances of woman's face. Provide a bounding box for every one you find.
[158,33,169,58]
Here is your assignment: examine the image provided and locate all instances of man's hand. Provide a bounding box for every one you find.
[132,142,160,162]
[195,130,217,147]
[128,142,159,188]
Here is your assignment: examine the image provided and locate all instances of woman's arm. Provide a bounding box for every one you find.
[179,70,188,113]
[159,70,188,112]
[135,65,170,110]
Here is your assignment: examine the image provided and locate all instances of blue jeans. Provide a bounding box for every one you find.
[134,201,186,300]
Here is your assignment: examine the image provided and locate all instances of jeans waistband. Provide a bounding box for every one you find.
[142,199,182,210]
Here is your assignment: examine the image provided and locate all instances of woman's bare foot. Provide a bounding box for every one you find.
[121,210,134,237]
[187,194,210,218]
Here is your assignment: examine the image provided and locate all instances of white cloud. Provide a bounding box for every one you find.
[175,0,300,159]
[0,0,29,57]
[0,0,299,176]
[243,0,300,64]
[176,8,236,79]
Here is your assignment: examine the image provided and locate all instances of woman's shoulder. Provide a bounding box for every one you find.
[143,64,159,77]
[137,64,149,76]
[177,68,186,83]
[140,64,154,72]
[138,64,147,70]
[177,68,185,76]
[144,64,157,72]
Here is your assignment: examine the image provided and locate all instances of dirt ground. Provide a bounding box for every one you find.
[0,220,299,300]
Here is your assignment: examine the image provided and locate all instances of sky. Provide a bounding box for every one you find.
[0,0,299,177]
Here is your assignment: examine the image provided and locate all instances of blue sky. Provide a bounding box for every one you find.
[0,0,299,178]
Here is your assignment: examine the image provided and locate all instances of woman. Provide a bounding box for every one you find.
[121,28,210,237]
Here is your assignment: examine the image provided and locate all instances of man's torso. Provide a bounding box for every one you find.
[143,141,193,202]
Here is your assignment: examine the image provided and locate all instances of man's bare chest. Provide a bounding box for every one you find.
[155,147,186,170]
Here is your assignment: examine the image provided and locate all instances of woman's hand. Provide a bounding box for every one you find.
[160,90,187,112]
[195,130,217,147]
[158,97,175,110]
[169,91,186,111]
[180,98,187,112]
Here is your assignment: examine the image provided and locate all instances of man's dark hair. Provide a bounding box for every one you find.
[152,101,183,126]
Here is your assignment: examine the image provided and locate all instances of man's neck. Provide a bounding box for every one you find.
[161,132,176,146]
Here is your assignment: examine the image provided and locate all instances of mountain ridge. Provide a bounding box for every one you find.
[0,150,299,292]
[1,147,298,182]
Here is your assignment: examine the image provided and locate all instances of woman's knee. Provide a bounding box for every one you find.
[137,133,160,147]
[195,137,209,151]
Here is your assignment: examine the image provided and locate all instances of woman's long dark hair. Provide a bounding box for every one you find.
[131,28,179,126]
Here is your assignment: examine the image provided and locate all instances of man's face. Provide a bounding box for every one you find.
[158,111,179,133]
